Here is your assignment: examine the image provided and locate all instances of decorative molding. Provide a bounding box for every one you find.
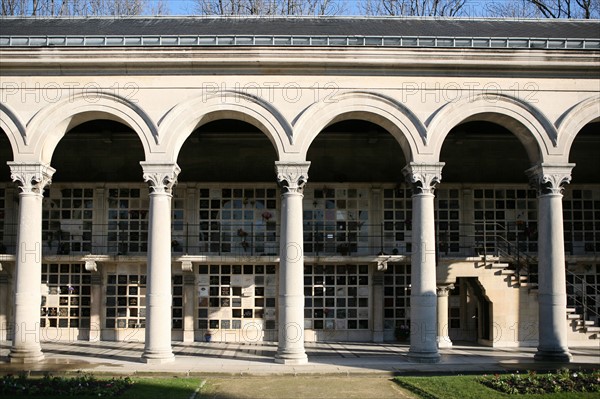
[181,260,193,273]
[526,164,574,195]
[84,260,98,273]
[437,285,454,297]
[275,162,310,194]
[141,162,181,195]
[402,162,444,195]
[376,255,391,272]
[8,162,55,195]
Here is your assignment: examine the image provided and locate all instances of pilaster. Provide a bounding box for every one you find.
[85,260,102,342]
[437,285,454,348]
[527,163,574,363]
[402,162,444,363]
[0,267,12,341]
[140,162,180,364]
[8,162,55,363]
[274,161,310,365]
[372,271,385,343]
[182,261,196,343]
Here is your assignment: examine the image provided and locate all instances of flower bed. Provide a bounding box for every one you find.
[0,372,133,397]
[478,369,600,395]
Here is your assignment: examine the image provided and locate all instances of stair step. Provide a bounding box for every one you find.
[490,263,511,269]
[518,282,534,288]
[584,326,600,333]
[501,269,516,275]
[567,313,581,320]
[576,320,595,326]
[566,308,576,313]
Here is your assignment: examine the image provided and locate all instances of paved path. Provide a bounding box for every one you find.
[0,340,598,376]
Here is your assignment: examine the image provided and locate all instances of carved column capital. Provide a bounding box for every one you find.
[437,285,454,297]
[8,162,55,195]
[181,260,193,273]
[141,162,180,195]
[526,164,574,195]
[84,260,98,273]
[402,162,444,195]
[275,162,310,194]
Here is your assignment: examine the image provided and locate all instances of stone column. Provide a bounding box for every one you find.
[141,162,180,364]
[8,162,55,363]
[85,260,102,342]
[437,285,454,348]
[527,164,574,362]
[402,162,443,363]
[275,161,310,364]
[372,268,385,343]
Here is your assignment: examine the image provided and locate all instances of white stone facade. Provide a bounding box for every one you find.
[0,17,599,364]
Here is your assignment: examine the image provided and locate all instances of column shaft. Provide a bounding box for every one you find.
[372,272,384,342]
[437,286,453,348]
[141,163,179,364]
[536,193,571,361]
[275,162,309,365]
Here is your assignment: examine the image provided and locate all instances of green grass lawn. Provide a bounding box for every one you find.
[395,375,599,399]
[1,376,203,399]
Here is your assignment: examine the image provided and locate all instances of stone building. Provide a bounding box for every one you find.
[0,17,599,365]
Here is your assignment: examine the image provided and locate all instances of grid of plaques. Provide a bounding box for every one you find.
[105,273,146,329]
[42,187,94,255]
[567,265,600,325]
[473,187,538,253]
[197,264,278,331]
[198,188,279,255]
[304,264,370,330]
[41,263,91,328]
[435,188,461,254]
[0,188,4,251]
[172,275,184,329]
[170,189,186,253]
[563,188,600,254]
[382,186,412,255]
[303,188,370,255]
[107,187,149,255]
[383,263,411,331]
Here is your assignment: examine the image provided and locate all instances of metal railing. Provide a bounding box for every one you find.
[567,271,600,326]
[0,221,595,264]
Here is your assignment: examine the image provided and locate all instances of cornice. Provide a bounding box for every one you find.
[1,47,598,77]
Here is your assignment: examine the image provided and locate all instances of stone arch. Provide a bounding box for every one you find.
[159,90,291,163]
[0,103,27,159]
[294,91,424,161]
[557,95,600,163]
[26,91,156,164]
[427,93,556,165]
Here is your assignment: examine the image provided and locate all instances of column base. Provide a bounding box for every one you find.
[534,349,572,363]
[141,350,175,364]
[9,348,44,364]
[407,350,441,363]
[275,350,308,365]
[437,336,453,348]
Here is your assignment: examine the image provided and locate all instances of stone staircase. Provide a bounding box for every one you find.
[477,250,599,342]
[567,308,600,338]
[489,255,600,342]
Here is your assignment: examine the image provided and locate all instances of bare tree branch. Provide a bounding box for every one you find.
[360,0,467,16]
